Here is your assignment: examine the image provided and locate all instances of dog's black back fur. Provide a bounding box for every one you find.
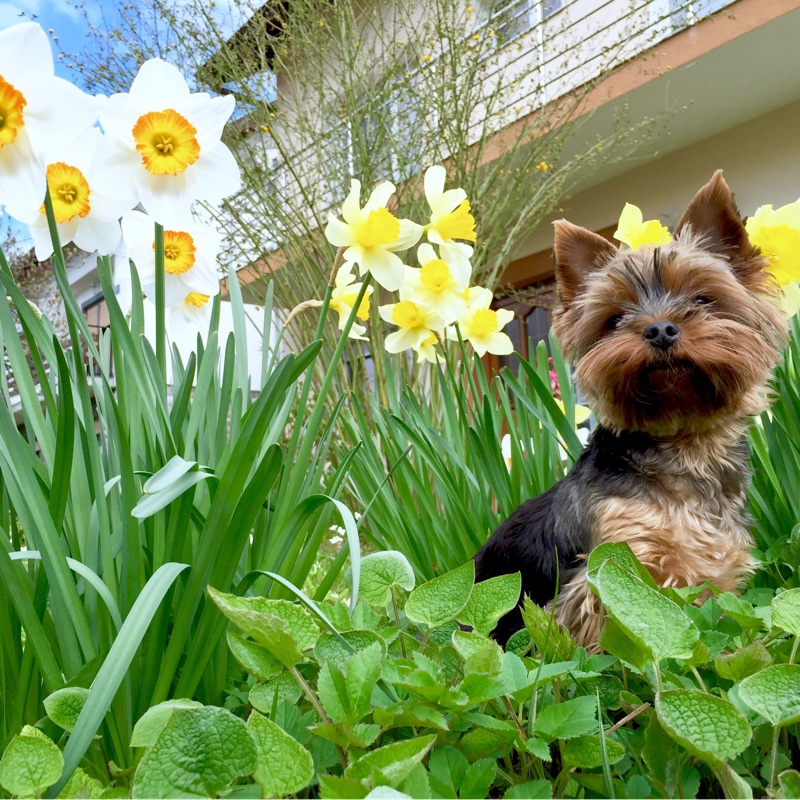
[473,426,671,644]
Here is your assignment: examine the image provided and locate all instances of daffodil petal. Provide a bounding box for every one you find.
[424,165,446,206]
[365,180,395,211]
[325,215,356,247]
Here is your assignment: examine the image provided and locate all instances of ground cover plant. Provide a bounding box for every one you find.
[1,18,800,800]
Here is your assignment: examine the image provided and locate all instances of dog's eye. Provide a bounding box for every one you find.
[606,314,623,330]
[694,296,712,305]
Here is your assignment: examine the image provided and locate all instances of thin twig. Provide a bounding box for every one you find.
[605,702,651,736]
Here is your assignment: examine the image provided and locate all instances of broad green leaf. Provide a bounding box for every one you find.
[712,763,754,800]
[452,630,496,661]
[131,707,256,799]
[318,775,369,799]
[716,593,765,630]
[208,587,319,667]
[533,695,597,741]
[506,628,531,656]
[247,711,313,797]
[738,665,800,726]
[346,642,383,722]
[587,542,658,589]
[249,673,302,712]
[226,630,283,681]
[561,735,625,768]
[599,617,650,671]
[772,588,800,636]
[461,759,497,799]
[595,559,698,661]
[714,642,772,682]
[656,689,751,767]
[504,779,552,798]
[311,722,381,749]
[0,727,63,798]
[56,767,104,799]
[456,572,521,636]
[520,598,576,661]
[777,770,800,800]
[130,700,204,748]
[459,726,516,761]
[345,735,435,789]
[399,763,431,800]
[315,630,385,670]
[358,551,415,607]
[428,746,468,797]
[404,561,474,628]
[523,738,552,762]
[44,687,89,733]
[318,662,349,723]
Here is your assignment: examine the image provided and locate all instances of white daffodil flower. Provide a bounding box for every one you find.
[399,243,469,325]
[0,23,97,215]
[329,261,373,340]
[95,59,240,228]
[324,179,422,291]
[15,128,136,261]
[379,299,445,354]
[412,331,444,364]
[447,286,514,357]
[121,210,220,306]
[423,165,476,276]
[168,290,214,333]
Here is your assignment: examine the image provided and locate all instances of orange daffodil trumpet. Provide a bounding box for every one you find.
[121,210,221,312]
[95,59,240,228]
[15,128,134,260]
[324,179,422,291]
[0,23,96,215]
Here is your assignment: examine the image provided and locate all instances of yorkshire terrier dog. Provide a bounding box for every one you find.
[474,171,788,649]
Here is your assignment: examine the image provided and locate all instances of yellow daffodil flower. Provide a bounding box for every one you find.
[399,243,469,325]
[614,203,671,249]
[555,398,592,427]
[325,179,423,291]
[17,129,135,260]
[122,209,220,307]
[169,290,213,332]
[95,59,240,228]
[413,332,443,364]
[423,165,476,277]
[329,261,373,340]
[0,23,96,216]
[447,286,514,357]
[778,282,800,317]
[745,201,800,286]
[379,299,445,354]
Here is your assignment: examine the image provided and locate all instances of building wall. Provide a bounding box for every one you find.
[508,98,800,267]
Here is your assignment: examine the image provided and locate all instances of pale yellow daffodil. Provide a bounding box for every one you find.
[745,201,800,286]
[379,299,445,354]
[399,243,469,325]
[423,165,476,276]
[329,261,373,340]
[778,282,800,317]
[614,203,671,249]
[447,286,514,357]
[325,179,423,292]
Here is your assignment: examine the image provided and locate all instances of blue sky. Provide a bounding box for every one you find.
[0,0,117,249]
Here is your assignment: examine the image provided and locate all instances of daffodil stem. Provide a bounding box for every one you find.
[154,222,167,381]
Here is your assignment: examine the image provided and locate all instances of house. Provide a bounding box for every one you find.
[209,0,800,373]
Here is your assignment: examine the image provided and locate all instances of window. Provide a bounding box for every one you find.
[492,277,556,375]
[493,0,563,46]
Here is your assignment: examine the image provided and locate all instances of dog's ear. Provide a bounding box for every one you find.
[553,220,617,304]
[675,170,759,270]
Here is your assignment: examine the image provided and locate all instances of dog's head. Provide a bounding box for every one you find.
[552,171,788,435]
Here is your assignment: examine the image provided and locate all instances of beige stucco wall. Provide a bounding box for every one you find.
[513,98,800,261]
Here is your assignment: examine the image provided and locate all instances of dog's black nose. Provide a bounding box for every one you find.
[643,321,679,348]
